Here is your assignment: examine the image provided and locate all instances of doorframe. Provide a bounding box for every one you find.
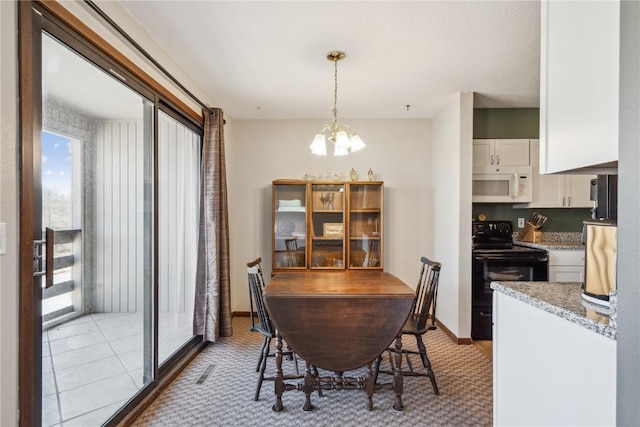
[18,2,43,425]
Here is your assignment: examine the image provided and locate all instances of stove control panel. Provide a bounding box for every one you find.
[472,220,513,236]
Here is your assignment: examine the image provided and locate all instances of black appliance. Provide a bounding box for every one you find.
[590,174,618,220]
[471,220,548,340]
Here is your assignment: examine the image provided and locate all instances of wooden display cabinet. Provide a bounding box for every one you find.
[310,183,345,269]
[348,183,383,269]
[272,179,383,272]
[272,182,308,269]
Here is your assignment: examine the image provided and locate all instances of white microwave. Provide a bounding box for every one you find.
[472,166,532,203]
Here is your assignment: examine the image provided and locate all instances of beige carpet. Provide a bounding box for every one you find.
[131,317,492,426]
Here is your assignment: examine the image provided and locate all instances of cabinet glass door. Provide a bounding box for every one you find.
[349,183,383,269]
[273,184,307,269]
[310,184,345,268]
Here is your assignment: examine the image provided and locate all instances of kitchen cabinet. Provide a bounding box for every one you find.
[539,0,619,174]
[472,139,529,169]
[493,291,616,426]
[516,140,595,208]
[548,249,584,283]
[272,180,383,272]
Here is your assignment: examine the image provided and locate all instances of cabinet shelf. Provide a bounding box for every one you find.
[272,180,383,271]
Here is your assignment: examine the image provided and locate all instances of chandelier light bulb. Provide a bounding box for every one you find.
[310,134,327,155]
[349,134,366,152]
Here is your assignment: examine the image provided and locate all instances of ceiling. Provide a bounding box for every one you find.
[114,1,541,120]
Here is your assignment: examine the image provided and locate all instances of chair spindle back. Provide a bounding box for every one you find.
[247,258,274,335]
[412,256,442,332]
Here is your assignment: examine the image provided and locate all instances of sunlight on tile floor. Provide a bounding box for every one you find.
[42,312,193,427]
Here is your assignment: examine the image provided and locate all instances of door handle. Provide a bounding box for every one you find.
[33,227,54,288]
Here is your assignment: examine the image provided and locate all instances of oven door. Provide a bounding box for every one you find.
[472,254,549,305]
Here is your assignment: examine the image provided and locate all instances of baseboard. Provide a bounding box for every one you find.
[233,311,251,317]
[435,317,473,345]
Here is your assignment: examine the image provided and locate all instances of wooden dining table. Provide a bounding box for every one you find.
[264,270,415,412]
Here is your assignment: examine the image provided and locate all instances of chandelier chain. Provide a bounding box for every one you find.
[332,57,339,134]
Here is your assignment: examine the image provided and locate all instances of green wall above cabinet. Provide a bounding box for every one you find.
[474,108,539,139]
[472,204,591,232]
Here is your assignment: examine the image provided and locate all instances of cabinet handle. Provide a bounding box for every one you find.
[562,196,566,207]
[496,155,500,165]
[568,196,572,206]
[490,155,494,165]
[479,311,492,317]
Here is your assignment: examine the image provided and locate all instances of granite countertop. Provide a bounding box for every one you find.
[514,231,584,250]
[491,281,616,340]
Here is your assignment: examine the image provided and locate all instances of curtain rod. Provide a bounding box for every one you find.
[84,0,213,115]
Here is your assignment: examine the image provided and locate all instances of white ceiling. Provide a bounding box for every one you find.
[114,0,541,120]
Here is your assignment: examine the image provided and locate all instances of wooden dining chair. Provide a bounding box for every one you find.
[247,258,301,401]
[374,256,442,395]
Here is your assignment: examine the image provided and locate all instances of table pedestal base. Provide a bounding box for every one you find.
[273,332,405,412]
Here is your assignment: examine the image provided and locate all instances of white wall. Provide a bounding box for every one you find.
[0,1,19,424]
[431,93,474,339]
[226,118,432,312]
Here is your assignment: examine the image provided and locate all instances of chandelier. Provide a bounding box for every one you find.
[309,51,366,156]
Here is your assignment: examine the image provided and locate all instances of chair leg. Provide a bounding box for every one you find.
[256,336,269,372]
[285,342,299,374]
[404,349,414,373]
[311,365,323,396]
[416,336,439,395]
[373,354,383,384]
[255,336,271,401]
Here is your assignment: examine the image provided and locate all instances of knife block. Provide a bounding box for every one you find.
[519,222,542,243]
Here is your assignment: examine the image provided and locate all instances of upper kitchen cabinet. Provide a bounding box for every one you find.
[515,140,595,208]
[473,139,530,169]
[540,0,619,174]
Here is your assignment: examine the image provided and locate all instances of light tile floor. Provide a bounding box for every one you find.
[42,311,193,427]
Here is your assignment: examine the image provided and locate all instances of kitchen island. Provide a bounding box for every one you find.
[491,281,616,426]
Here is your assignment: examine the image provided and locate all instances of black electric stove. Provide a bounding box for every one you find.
[471,220,548,340]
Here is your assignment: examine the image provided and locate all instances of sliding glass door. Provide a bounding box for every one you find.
[35,24,201,427]
[41,32,155,426]
[157,111,200,364]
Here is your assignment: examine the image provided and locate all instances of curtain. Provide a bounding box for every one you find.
[193,108,232,341]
